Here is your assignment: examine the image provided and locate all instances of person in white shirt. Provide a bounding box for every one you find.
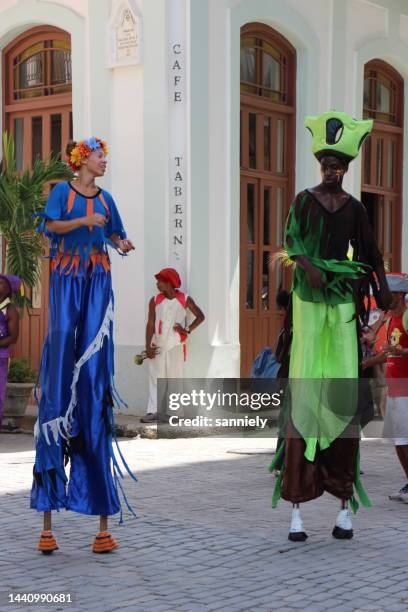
[141,268,205,423]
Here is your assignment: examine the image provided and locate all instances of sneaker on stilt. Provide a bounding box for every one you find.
[288,507,308,542]
[389,483,408,502]
[38,530,59,554]
[332,508,353,540]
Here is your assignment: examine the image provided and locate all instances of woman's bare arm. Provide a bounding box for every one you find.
[45,213,107,234]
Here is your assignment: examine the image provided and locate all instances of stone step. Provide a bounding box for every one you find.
[1,406,157,439]
[1,406,280,439]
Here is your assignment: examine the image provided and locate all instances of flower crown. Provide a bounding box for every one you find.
[68,137,109,171]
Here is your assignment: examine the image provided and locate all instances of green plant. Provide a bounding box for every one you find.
[7,357,37,383]
[0,131,74,307]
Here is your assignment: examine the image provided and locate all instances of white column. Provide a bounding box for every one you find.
[167,0,188,286]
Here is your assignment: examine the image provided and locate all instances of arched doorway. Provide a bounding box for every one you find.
[361,59,404,272]
[239,23,296,375]
[2,25,73,370]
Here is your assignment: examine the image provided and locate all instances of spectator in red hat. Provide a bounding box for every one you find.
[141,268,205,423]
[0,274,21,428]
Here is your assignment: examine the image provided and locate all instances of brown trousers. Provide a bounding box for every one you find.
[281,435,359,504]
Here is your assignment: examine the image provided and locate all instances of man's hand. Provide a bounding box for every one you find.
[146,345,157,359]
[362,328,377,345]
[173,324,186,335]
[384,343,407,356]
[377,348,390,362]
[305,265,325,289]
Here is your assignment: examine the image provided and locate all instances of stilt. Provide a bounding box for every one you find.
[38,512,59,554]
[44,511,52,531]
[92,516,118,553]
[100,515,108,532]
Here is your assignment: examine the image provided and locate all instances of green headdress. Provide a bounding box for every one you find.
[305,111,373,162]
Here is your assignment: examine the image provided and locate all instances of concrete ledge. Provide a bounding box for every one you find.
[1,407,157,439]
[1,407,281,440]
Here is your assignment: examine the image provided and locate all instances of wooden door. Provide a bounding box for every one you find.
[240,175,289,375]
[2,26,72,370]
[361,60,403,272]
[240,24,296,375]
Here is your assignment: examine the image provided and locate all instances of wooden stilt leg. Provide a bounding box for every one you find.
[100,515,108,532]
[92,516,118,553]
[38,512,58,553]
[44,511,51,531]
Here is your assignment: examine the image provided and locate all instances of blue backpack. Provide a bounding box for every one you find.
[251,347,280,379]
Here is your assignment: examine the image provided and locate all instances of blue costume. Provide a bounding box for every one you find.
[31,181,136,519]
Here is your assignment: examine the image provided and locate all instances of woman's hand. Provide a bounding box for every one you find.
[82,213,107,228]
[173,324,187,335]
[117,239,135,253]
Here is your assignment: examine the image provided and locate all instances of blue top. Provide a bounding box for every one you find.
[38,181,126,261]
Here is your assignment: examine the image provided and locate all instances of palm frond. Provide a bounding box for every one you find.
[0,179,19,228]
[30,155,74,187]
[0,130,72,299]
[2,131,16,178]
[6,231,44,288]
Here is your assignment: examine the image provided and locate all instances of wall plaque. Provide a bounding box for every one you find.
[108,1,142,67]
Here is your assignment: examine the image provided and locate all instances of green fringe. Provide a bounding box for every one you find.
[272,470,283,508]
[268,442,285,473]
[267,442,372,512]
[352,448,372,512]
[268,442,285,509]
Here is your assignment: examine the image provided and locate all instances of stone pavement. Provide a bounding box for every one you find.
[0,434,407,612]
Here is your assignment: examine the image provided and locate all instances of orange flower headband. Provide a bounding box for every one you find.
[68,137,109,171]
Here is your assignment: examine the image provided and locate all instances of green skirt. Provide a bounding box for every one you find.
[288,292,358,461]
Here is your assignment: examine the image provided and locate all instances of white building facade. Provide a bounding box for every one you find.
[0,0,407,414]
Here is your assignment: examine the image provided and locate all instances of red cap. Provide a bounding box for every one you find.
[155,268,181,289]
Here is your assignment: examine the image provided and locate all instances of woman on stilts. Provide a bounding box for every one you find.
[31,137,135,554]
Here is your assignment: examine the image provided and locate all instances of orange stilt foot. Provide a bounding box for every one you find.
[38,530,59,554]
[92,531,118,554]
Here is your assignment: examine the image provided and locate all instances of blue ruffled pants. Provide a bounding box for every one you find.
[31,260,121,516]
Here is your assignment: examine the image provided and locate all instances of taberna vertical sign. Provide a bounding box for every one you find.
[168,0,187,285]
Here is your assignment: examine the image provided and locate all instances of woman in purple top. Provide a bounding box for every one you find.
[0,274,21,428]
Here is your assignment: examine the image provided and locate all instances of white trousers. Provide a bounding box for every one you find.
[147,345,184,414]
[383,396,408,446]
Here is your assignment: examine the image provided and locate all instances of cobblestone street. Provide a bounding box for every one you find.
[1,434,407,612]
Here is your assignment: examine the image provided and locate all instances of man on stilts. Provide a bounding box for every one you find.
[269,111,391,541]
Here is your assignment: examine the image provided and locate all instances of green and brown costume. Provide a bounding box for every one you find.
[270,189,383,509]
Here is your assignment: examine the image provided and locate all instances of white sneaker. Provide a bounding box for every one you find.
[332,508,353,539]
[288,507,308,542]
[389,483,408,502]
